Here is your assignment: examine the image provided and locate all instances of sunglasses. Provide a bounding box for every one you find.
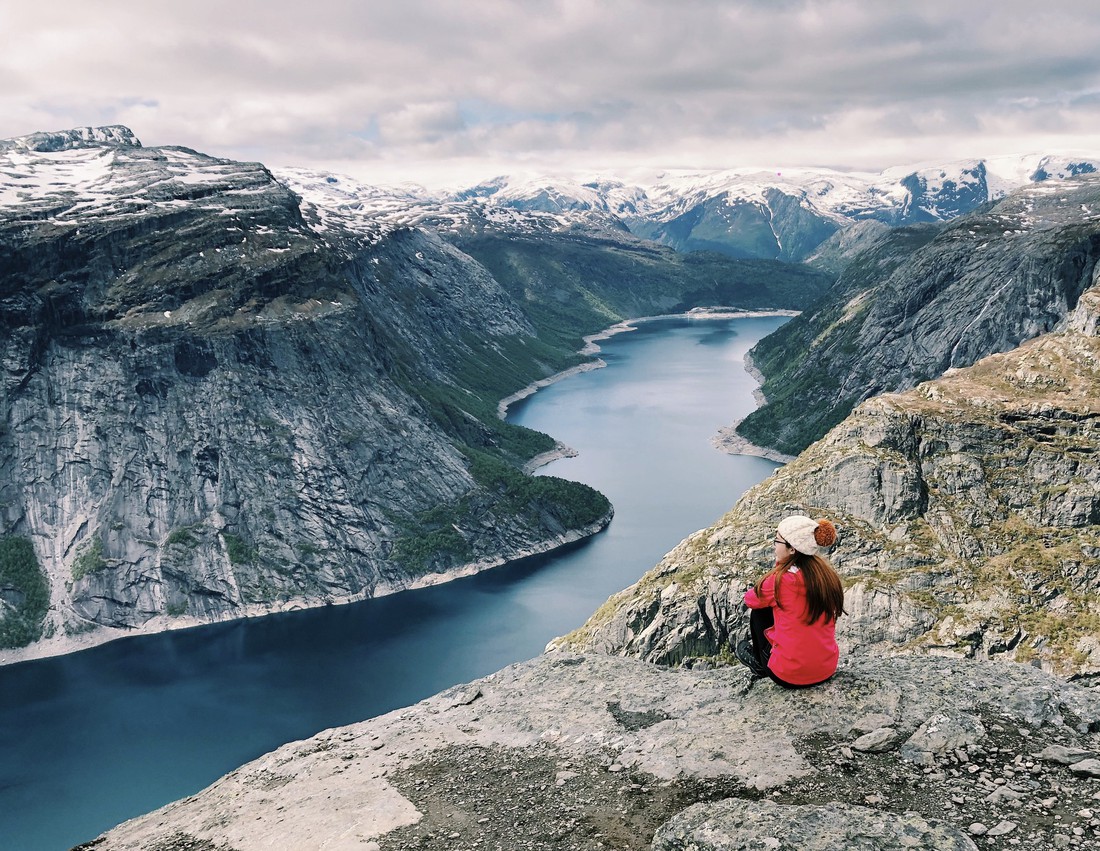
[773,537,790,546]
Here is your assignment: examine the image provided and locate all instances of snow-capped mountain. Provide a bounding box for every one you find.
[277,152,1100,263]
[7,123,1094,264]
[0,124,140,154]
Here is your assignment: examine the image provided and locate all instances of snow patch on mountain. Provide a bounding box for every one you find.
[0,136,298,229]
[4,126,1100,261]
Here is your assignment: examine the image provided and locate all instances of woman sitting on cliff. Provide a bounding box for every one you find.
[735,515,845,688]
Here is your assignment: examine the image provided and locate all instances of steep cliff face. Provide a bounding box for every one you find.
[737,176,1100,456]
[558,293,1100,677]
[0,129,611,659]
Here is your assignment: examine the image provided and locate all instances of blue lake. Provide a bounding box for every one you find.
[0,314,787,850]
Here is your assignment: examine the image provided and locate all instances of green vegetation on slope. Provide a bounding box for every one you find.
[736,224,942,455]
[464,447,610,529]
[71,537,107,581]
[392,446,611,575]
[0,536,49,648]
[455,233,834,351]
[388,229,828,572]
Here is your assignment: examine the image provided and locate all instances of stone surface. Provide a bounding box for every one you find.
[1035,744,1097,765]
[851,727,899,753]
[1069,759,1100,778]
[652,798,979,851]
[87,653,1100,850]
[900,711,986,764]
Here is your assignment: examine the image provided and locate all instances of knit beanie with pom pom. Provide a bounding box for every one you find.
[777,516,837,556]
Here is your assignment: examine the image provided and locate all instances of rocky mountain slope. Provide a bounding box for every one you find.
[0,127,619,658]
[736,174,1100,456]
[556,280,1100,679]
[84,652,1100,850]
[0,126,835,661]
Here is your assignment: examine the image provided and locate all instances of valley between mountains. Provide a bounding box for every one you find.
[0,126,824,662]
[2,125,1100,849]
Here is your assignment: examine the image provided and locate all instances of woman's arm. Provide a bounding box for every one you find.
[743,574,775,609]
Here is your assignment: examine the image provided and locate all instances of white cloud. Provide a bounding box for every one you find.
[2,0,1100,186]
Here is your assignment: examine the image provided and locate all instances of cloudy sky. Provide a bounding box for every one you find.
[3,0,1100,187]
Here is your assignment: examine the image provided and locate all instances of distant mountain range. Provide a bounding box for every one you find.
[277,151,1100,263]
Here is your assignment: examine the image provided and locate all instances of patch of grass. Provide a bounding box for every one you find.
[391,446,611,575]
[463,446,610,528]
[72,538,107,581]
[166,527,199,548]
[0,536,49,649]
[393,523,474,575]
[222,533,257,565]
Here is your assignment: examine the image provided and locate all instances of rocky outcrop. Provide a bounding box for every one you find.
[84,652,1100,850]
[737,175,1100,456]
[0,124,140,153]
[559,306,1100,677]
[0,130,611,660]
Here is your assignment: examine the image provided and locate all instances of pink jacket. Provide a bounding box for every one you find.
[743,566,838,685]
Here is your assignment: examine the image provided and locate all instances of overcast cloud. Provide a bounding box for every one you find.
[3,0,1099,186]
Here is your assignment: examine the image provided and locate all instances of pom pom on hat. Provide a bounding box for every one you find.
[777,515,837,555]
[814,519,837,548]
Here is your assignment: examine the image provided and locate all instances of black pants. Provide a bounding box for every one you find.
[747,607,831,690]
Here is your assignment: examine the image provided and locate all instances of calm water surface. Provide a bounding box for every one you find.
[0,314,787,850]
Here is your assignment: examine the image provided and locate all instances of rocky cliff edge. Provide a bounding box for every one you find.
[85,653,1100,850]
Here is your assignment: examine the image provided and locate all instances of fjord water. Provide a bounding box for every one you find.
[0,314,787,850]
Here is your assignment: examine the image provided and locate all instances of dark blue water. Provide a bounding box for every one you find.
[0,314,786,850]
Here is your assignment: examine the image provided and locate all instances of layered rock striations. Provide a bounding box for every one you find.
[737,175,1100,456]
[86,652,1100,850]
[557,294,1100,677]
[0,128,613,660]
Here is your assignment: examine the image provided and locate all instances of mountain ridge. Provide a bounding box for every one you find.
[276,148,1100,264]
[736,173,1100,456]
[0,132,617,661]
[0,126,827,662]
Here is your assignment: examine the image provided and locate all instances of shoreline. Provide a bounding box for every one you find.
[497,306,800,422]
[1,307,791,668]
[500,307,800,468]
[0,512,614,668]
[709,348,796,464]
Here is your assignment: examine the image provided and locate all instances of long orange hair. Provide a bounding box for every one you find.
[755,551,846,625]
